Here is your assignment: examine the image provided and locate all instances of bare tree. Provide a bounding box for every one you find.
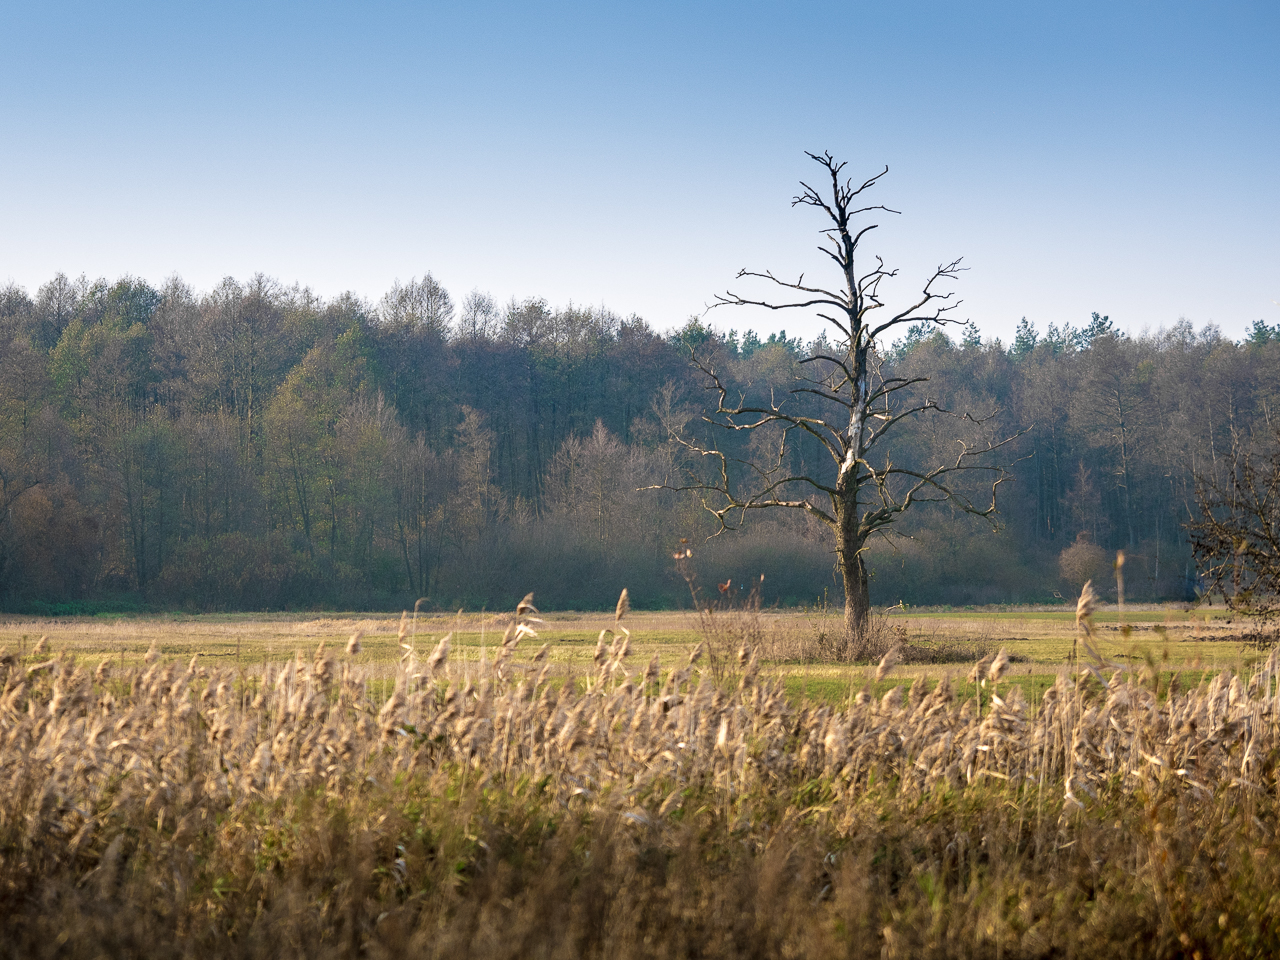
[459,290,500,342]
[379,274,454,338]
[661,152,1021,642]
[1188,434,1280,638]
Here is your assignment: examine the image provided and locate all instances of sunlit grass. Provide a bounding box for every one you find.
[0,604,1253,681]
[4,593,1280,958]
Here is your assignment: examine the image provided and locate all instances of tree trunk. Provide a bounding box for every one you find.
[838,521,871,641]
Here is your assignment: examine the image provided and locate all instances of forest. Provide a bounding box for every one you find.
[1,271,1278,614]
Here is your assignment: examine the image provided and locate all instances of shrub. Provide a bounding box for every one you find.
[1058,532,1111,594]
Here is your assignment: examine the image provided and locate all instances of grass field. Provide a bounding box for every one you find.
[4,597,1280,957]
[0,600,1258,707]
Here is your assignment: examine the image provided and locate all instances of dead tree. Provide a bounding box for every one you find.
[660,152,1021,644]
[1188,435,1280,640]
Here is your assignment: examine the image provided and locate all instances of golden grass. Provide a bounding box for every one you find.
[3,593,1280,956]
[0,603,1251,701]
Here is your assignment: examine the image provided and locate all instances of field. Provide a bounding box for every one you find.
[2,600,1278,958]
[1,600,1257,703]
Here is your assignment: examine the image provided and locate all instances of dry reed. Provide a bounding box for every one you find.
[2,590,1279,957]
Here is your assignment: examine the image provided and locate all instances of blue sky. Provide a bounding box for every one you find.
[2,1,1277,344]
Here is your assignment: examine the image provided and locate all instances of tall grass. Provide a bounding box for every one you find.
[2,595,1279,957]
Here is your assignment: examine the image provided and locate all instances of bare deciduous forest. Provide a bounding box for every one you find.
[2,272,1278,614]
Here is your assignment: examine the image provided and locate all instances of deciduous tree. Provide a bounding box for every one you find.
[1189,434,1280,634]
[662,153,1021,643]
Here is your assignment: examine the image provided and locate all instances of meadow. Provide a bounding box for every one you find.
[1,600,1254,704]
[1,598,1277,958]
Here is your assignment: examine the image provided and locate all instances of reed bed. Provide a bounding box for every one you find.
[2,595,1279,958]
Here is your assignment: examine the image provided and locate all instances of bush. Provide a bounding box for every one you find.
[1058,533,1112,595]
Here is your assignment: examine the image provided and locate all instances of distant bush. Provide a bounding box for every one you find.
[1058,533,1112,595]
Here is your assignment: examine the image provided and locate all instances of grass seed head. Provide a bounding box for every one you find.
[988,648,1010,684]
[1076,580,1100,631]
[875,646,899,683]
[426,635,451,674]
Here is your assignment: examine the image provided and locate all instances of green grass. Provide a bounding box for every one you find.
[899,608,1231,624]
[781,673,1060,708]
[0,603,1260,704]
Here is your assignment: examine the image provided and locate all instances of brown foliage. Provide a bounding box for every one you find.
[1058,532,1111,594]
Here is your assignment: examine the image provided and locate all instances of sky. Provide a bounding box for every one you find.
[1,1,1277,345]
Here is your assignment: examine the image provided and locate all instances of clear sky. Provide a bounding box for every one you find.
[2,1,1277,344]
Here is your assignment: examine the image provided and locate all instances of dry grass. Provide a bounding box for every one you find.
[3,593,1280,957]
[0,598,1246,673]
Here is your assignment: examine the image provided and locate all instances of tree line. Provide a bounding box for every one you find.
[0,271,1277,613]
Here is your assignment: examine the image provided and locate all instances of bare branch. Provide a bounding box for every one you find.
[867,259,968,341]
[671,151,1021,640]
[865,375,930,407]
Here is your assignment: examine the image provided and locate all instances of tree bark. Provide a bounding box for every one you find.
[840,545,871,641]
[837,490,871,639]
